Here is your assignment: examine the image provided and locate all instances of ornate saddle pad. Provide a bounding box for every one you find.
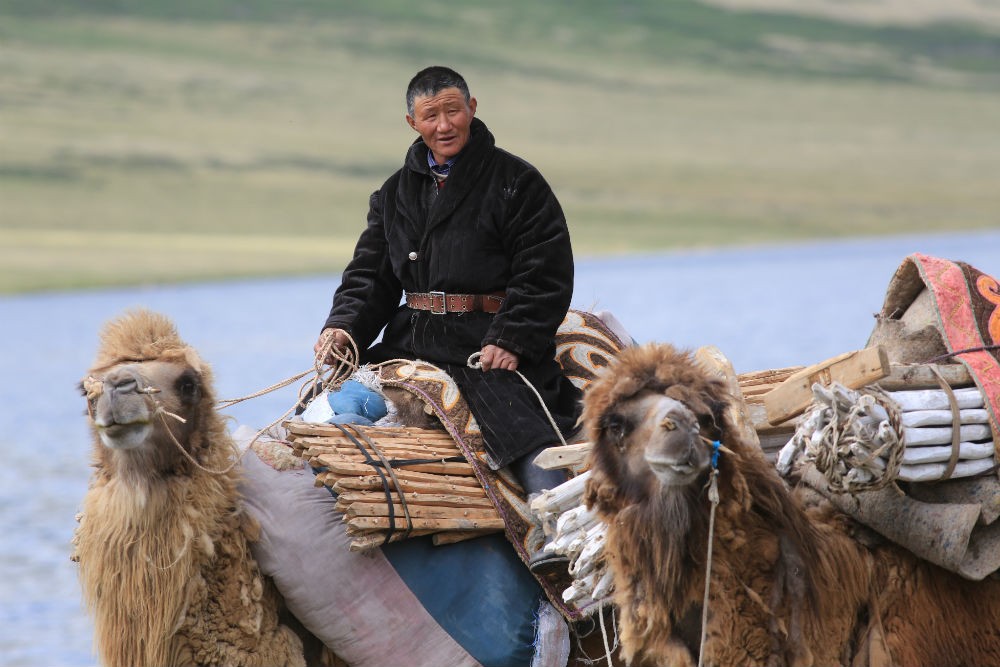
[376,309,625,620]
[801,254,1000,581]
[879,252,1000,438]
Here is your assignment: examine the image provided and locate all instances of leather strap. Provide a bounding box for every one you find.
[405,291,506,314]
[931,366,963,481]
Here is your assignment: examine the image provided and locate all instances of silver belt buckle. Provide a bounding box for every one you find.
[428,291,447,315]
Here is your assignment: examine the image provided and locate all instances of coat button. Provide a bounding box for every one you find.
[408,251,418,261]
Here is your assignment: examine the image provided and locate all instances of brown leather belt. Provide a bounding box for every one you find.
[405,291,506,315]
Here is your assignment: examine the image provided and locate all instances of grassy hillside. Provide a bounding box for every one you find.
[2,1,999,292]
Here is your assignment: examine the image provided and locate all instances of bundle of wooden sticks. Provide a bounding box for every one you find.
[284,420,504,551]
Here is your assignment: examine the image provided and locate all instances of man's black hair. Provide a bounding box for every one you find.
[406,66,471,116]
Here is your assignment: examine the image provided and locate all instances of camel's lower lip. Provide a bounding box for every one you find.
[98,419,149,433]
[646,456,703,483]
[98,422,152,450]
[646,458,694,474]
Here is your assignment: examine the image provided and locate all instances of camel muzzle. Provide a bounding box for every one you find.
[643,397,709,486]
[91,367,158,450]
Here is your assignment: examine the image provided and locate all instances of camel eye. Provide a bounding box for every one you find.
[602,412,632,442]
[176,371,200,403]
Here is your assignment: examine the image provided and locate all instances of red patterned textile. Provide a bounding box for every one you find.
[881,253,1000,443]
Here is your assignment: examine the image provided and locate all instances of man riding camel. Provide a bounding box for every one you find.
[315,66,580,510]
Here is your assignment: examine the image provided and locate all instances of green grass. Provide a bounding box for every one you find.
[1,1,999,293]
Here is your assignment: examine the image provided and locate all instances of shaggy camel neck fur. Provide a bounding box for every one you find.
[74,310,304,667]
[583,343,1000,667]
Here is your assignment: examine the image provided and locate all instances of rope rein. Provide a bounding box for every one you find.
[598,604,614,666]
[213,333,363,458]
[697,440,722,667]
[146,389,240,476]
[88,331,571,500]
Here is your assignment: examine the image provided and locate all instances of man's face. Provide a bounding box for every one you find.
[406,87,477,165]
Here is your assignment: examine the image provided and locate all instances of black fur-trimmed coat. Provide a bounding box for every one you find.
[322,117,579,467]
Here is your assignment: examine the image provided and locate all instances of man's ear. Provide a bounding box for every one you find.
[405,114,417,131]
[468,97,477,116]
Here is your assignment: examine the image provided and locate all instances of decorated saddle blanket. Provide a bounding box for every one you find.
[804,253,1000,581]
[878,252,1000,441]
[376,309,626,621]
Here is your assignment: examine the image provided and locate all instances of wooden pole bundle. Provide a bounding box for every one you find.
[737,366,804,398]
[284,420,503,550]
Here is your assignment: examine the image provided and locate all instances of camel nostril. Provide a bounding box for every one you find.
[110,377,139,394]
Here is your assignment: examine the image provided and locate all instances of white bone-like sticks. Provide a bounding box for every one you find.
[887,387,985,412]
[778,381,995,485]
[530,469,613,615]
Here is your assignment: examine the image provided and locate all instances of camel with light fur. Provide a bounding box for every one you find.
[73,309,306,667]
[583,343,1000,667]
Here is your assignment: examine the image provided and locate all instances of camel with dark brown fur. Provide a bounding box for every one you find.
[582,342,1000,667]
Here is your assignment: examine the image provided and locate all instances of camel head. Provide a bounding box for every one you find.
[583,343,731,514]
[80,309,222,484]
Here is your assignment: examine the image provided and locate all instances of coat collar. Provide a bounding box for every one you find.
[404,117,493,176]
[405,118,495,232]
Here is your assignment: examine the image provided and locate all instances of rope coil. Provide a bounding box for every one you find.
[214,332,363,457]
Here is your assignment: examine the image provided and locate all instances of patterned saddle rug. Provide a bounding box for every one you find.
[804,254,1000,581]
[877,252,1000,436]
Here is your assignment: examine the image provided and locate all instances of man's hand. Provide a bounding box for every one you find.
[314,328,350,365]
[479,344,519,372]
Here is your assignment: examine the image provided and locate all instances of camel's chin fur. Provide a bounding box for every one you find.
[75,309,305,667]
[583,342,1000,667]
[76,476,202,667]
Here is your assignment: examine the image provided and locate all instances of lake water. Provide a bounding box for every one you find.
[1,231,998,666]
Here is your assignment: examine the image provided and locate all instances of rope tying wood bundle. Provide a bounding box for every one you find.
[803,385,905,493]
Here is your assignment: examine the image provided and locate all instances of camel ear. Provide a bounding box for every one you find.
[697,398,728,442]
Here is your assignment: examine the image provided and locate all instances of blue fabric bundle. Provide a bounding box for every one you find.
[327,379,388,425]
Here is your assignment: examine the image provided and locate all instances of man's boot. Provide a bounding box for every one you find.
[511,445,571,577]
